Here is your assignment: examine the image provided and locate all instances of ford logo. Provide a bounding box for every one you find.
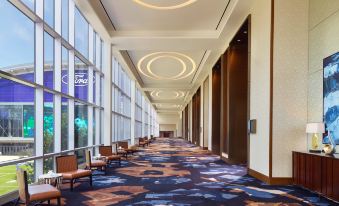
[62,73,95,87]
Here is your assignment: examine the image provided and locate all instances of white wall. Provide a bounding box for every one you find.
[272,0,309,177]
[308,0,339,150]
[248,0,272,176]
[160,124,177,131]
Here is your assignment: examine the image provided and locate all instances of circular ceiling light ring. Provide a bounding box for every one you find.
[147,55,187,80]
[150,90,186,99]
[133,0,197,10]
[137,52,196,80]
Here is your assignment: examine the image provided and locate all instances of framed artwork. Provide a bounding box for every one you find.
[323,52,339,144]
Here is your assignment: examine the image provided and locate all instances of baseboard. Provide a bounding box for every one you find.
[269,177,293,185]
[248,168,270,183]
[247,168,292,185]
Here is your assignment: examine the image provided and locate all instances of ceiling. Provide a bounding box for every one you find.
[87,0,247,119]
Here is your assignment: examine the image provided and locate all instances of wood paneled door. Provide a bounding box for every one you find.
[212,59,221,155]
[192,88,201,146]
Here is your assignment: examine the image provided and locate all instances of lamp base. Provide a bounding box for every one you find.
[309,149,322,153]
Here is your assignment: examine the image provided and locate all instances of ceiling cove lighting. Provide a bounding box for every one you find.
[150,90,185,99]
[138,52,196,80]
[155,103,182,109]
[133,0,197,10]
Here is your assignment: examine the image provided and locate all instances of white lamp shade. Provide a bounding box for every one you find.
[306,122,325,134]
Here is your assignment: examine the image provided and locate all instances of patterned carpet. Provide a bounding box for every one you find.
[8,138,338,205]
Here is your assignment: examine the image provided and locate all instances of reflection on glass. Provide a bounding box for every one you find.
[44,0,54,28]
[75,57,88,101]
[0,78,35,159]
[43,91,54,154]
[0,1,35,82]
[93,71,96,103]
[61,0,69,40]
[93,108,96,145]
[100,39,104,70]
[75,102,88,148]
[21,0,35,11]
[75,7,89,58]
[62,46,69,94]
[61,97,68,151]
[93,32,96,65]
[44,32,54,90]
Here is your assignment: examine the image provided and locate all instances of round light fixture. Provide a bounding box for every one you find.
[150,90,185,99]
[138,52,196,80]
[133,0,197,10]
[147,55,187,80]
[155,103,182,109]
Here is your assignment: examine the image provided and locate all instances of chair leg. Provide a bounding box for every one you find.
[89,175,93,186]
[57,197,61,206]
[70,179,74,191]
[48,200,50,205]
[14,197,20,206]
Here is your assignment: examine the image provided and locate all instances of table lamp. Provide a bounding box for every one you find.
[306,122,325,153]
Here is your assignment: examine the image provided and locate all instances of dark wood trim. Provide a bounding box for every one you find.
[269,0,275,179]
[248,168,270,183]
[248,168,292,185]
[270,177,293,185]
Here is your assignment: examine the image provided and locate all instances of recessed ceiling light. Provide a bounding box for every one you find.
[244,31,248,34]
[138,52,196,80]
[237,39,241,42]
[133,0,197,10]
[150,90,185,99]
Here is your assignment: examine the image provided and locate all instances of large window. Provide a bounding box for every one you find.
[43,91,54,154]
[112,58,131,142]
[44,32,54,90]
[61,46,69,94]
[61,97,69,151]
[135,88,142,138]
[75,57,88,102]
[75,102,88,148]
[0,0,35,82]
[75,7,89,58]
[44,0,54,28]
[61,0,69,41]
[0,0,104,197]
[0,79,35,149]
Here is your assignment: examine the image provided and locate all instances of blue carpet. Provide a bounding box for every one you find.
[9,138,338,205]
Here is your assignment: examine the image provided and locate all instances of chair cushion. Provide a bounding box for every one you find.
[107,155,121,161]
[90,160,106,167]
[61,169,92,179]
[117,150,127,154]
[29,184,61,201]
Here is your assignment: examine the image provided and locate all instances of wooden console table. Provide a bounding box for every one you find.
[293,151,339,202]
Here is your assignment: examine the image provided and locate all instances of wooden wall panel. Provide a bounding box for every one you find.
[211,60,221,155]
[293,152,339,202]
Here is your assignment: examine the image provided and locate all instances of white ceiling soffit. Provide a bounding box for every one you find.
[92,0,243,115]
[100,0,231,31]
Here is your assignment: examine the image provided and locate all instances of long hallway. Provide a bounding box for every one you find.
[56,138,333,206]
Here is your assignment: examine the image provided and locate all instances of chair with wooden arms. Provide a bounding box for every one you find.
[138,137,148,147]
[118,141,137,155]
[85,150,107,175]
[117,141,137,157]
[15,169,61,206]
[99,146,121,166]
[56,155,92,191]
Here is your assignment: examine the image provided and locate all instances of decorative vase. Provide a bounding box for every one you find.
[323,144,335,155]
[324,131,336,155]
